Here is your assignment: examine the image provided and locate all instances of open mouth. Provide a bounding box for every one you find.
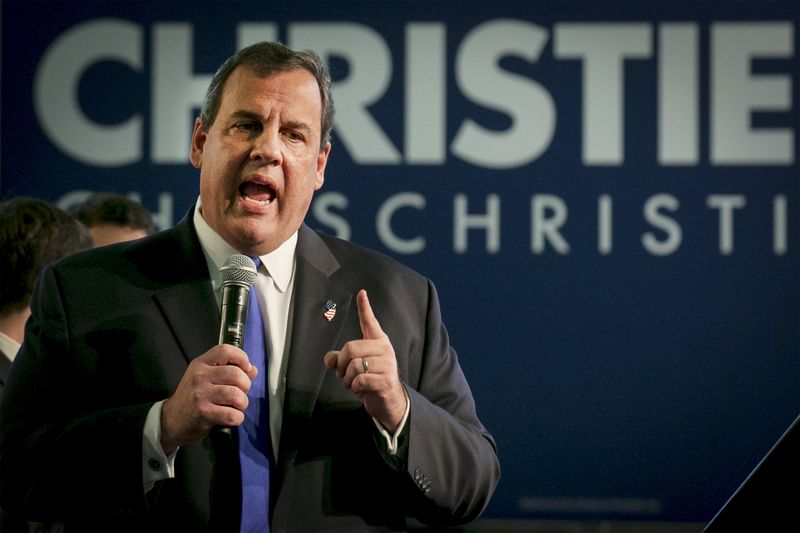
[239,181,276,206]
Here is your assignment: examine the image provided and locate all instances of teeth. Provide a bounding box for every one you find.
[242,194,270,206]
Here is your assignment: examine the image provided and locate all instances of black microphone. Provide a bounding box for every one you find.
[216,254,257,436]
[218,254,257,347]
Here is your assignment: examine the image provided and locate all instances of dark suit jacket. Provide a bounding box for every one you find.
[0,215,499,532]
[0,351,10,393]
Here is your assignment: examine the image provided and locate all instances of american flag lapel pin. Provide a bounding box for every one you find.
[323,299,337,322]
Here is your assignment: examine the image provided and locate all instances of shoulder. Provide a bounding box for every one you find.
[298,226,436,315]
[45,215,204,288]
[308,228,428,286]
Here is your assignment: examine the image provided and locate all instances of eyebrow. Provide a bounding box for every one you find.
[230,109,263,122]
[230,109,312,134]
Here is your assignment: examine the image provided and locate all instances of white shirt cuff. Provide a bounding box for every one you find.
[371,389,410,455]
[142,400,178,493]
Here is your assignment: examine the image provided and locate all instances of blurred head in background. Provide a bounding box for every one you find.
[70,192,155,247]
[0,196,93,349]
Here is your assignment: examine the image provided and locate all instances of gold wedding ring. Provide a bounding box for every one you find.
[361,357,369,374]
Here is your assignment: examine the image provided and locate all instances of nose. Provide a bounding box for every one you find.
[250,127,282,166]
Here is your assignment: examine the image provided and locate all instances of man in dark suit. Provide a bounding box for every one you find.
[0,42,500,532]
[0,197,93,532]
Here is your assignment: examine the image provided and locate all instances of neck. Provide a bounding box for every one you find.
[0,308,30,344]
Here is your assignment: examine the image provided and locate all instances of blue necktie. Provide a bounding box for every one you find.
[239,257,272,533]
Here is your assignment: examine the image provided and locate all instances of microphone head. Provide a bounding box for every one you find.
[219,254,257,288]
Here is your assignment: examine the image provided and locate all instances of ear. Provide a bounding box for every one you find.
[189,117,206,169]
[314,142,331,190]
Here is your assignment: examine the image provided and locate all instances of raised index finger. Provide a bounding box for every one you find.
[356,289,384,340]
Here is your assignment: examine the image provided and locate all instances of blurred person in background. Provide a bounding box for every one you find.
[70,192,154,247]
[0,196,92,390]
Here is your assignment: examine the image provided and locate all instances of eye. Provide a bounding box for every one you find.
[283,129,305,142]
[235,121,260,132]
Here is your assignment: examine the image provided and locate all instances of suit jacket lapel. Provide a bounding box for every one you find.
[0,351,12,388]
[277,225,351,480]
[155,281,218,366]
[149,214,219,372]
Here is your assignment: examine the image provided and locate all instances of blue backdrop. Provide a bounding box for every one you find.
[2,0,798,524]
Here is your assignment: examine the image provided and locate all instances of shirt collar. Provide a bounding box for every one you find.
[193,197,297,293]
[0,330,20,362]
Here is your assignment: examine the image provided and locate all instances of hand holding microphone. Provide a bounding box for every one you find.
[160,255,259,453]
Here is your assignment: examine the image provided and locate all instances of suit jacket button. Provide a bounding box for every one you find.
[147,458,162,472]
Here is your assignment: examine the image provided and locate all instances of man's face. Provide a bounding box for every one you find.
[191,67,330,255]
[89,224,149,247]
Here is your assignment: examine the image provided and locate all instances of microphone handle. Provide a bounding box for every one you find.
[217,283,251,435]
[218,284,250,347]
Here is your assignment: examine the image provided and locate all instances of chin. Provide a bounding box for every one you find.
[242,233,284,256]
